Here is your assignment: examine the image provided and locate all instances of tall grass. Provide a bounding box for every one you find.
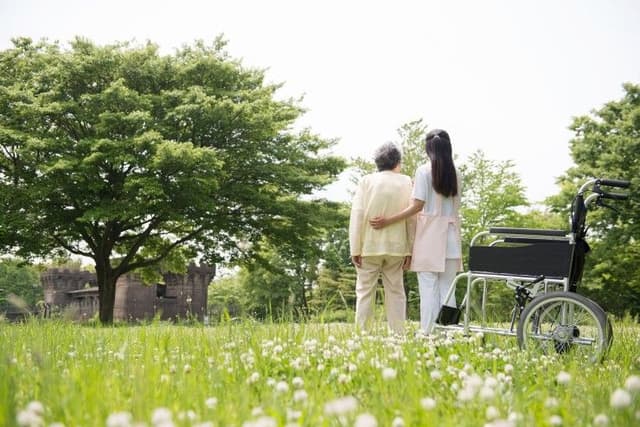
[1,318,639,426]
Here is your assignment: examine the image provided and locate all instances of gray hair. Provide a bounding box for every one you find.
[373,142,402,171]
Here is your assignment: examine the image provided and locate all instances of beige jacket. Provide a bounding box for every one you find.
[349,171,415,257]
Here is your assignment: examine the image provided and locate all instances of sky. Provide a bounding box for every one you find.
[1,0,639,203]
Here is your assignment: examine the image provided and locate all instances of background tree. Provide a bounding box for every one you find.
[0,37,346,323]
[0,258,41,313]
[458,150,529,251]
[309,225,357,322]
[549,83,640,316]
[237,239,323,321]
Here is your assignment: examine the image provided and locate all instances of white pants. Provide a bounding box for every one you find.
[417,259,460,334]
[355,255,406,334]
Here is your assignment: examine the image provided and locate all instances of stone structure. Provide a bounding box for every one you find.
[40,264,215,321]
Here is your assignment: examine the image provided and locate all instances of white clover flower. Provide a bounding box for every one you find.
[466,374,484,391]
[544,397,559,409]
[286,408,302,421]
[391,416,405,427]
[382,367,397,380]
[317,363,325,372]
[485,420,515,427]
[420,397,436,410]
[457,386,475,402]
[324,396,358,416]
[160,374,170,383]
[106,411,132,427]
[549,415,563,426]
[293,389,308,402]
[151,407,172,426]
[507,412,522,422]
[290,357,303,370]
[480,386,496,401]
[247,372,260,384]
[625,375,640,393]
[354,413,377,427]
[275,381,289,393]
[266,378,276,387]
[177,410,197,422]
[430,370,442,380]
[291,377,304,388]
[610,388,632,409]
[593,413,609,426]
[169,365,176,374]
[338,373,351,384]
[183,364,192,373]
[25,401,44,417]
[205,397,218,409]
[16,410,43,427]
[251,407,264,417]
[484,376,499,388]
[242,416,277,427]
[503,364,514,374]
[449,354,460,363]
[347,363,358,372]
[556,371,571,385]
[486,406,500,421]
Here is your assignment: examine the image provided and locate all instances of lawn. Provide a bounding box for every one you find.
[1,319,639,427]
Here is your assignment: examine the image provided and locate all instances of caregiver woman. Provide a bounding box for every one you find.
[370,129,462,334]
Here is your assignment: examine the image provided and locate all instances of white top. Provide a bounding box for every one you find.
[349,171,414,257]
[412,164,462,258]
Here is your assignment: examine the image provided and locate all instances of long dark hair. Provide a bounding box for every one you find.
[425,129,458,197]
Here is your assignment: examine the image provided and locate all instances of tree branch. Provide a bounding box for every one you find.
[118,226,205,274]
[52,235,93,258]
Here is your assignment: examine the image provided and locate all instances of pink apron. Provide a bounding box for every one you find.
[409,191,462,273]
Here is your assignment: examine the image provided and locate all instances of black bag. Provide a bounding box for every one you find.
[436,305,461,325]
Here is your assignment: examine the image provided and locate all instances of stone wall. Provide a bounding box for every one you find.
[41,264,215,321]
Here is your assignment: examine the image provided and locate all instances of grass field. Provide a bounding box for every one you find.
[1,318,639,427]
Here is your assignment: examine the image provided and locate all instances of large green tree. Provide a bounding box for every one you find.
[549,83,640,316]
[0,37,345,323]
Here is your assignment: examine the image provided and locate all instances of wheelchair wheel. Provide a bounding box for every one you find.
[517,291,611,363]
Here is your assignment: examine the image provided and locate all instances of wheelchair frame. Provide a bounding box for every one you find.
[434,178,630,362]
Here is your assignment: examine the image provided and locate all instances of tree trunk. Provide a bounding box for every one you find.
[96,261,118,324]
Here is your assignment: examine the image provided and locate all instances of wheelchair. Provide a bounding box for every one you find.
[436,178,630,362]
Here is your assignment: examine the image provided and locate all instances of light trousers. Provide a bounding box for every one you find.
[417,259,460,334]
[355,255,406,333]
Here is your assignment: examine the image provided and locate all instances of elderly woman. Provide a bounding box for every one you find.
[349,142,414,334]
[370,129,462,335]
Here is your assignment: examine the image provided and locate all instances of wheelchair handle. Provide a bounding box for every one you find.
[597,178,630,189]
[599,191,628,201]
